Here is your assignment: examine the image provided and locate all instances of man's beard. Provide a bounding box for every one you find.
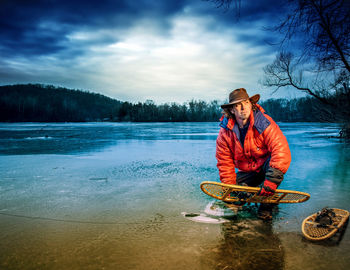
[238,111,250,120]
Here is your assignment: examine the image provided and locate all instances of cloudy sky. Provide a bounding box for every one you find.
[0,0,303,104]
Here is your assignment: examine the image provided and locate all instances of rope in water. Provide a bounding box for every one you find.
[0,211,167,225]
[0,203,290,225]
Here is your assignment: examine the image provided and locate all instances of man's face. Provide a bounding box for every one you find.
[230,99,252,122]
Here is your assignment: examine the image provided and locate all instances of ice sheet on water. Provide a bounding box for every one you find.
[0,122,349,231]
[204,201,236,217]
[0,122,221,155]
[24,136,53,140]
[181,212,229,224]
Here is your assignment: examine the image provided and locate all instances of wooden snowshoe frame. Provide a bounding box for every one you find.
[302,208,349,241]
[200,181,310,204]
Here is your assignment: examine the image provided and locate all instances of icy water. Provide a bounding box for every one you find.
[0,122,349,270]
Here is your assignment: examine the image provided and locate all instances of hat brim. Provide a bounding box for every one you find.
[220,94,260,109]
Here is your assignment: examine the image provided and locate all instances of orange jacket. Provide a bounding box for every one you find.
[216,104,291,184]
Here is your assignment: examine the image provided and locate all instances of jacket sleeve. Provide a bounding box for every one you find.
[216,128,236,184]
[263,121,291,183]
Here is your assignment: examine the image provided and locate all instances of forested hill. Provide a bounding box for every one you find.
[0,84,321,122]
[0,84,123,122]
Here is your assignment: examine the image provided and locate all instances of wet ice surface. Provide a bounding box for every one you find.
[0,122,349,269]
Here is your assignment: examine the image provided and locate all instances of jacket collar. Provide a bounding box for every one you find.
[219,115,235,130]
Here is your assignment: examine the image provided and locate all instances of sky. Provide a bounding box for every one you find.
[0,0,305,104]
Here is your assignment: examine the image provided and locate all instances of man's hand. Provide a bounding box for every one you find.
[258,180,277,197]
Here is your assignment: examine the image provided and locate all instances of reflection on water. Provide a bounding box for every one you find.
[215,219,284,270]
[0,122,349,269]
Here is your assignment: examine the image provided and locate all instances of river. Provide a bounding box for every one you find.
[0,122,349,269]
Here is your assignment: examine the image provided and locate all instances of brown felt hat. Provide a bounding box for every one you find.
[221,88,260,109]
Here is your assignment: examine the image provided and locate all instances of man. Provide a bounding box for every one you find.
[216,88,291,220]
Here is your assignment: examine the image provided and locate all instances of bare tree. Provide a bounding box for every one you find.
[267,0,350,74]
[262,0,350,137]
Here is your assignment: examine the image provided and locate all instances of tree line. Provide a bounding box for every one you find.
[0,84,325,123]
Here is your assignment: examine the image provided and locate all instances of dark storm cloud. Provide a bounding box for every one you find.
[205,0,289,45]
[0,0,189,57]
[238,0,288,21]
[0,0,288,58]
[182,0,290,51]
